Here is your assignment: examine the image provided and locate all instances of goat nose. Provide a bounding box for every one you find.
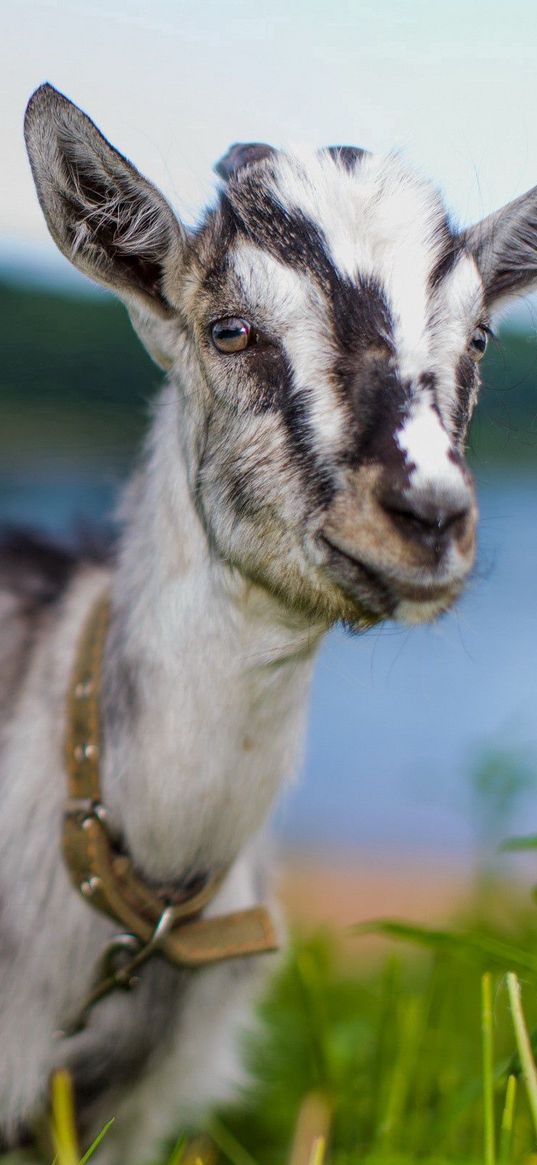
[379,484,472,551]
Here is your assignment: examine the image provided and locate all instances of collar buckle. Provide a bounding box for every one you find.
[60,904,178,1037]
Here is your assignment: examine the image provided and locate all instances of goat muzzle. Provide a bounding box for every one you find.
[318,461,477,622]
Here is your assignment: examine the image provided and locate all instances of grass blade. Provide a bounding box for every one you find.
[501,836,537,851]
[50,1070,78,1165]
[499,1075,517,1165]
[289,1092,332,1165]
[181,1136,218,1165]
[376,995,422,1149]
[209,1118,259,1165]
[164,1134,186,1165]
[79,1120,114,1165]
[307,1136,326,1165]
[354,920,537,976]
[506,973,537,1138]
[482,973,496,1165]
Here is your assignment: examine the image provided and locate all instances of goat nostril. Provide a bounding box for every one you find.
[436,507,469,536]
[379,490,471,546]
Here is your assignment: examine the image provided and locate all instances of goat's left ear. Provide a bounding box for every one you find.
[465,185,537,311]
[24,83,187,367]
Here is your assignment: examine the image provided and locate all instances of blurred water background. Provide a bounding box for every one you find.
[2,276,537,863]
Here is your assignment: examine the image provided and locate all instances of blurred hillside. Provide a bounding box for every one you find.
[2,277,537,474]
[0,278,156,474]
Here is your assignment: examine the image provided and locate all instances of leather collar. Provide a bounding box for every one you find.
[62,593,278,1033]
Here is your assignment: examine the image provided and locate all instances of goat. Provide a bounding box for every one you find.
[1,81,536,1163]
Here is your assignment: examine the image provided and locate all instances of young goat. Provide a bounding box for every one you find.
[2,82,536,1162]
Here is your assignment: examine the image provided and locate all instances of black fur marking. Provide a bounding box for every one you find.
[225,175,396,346]
[197,196,239,298]
[279,367,336,507]
[226,186,337,288]
[210,176,413,482]
[246,348,336,508]
[224,177,397,373]
[418,370,439,410]
[201,190,400,497]
[453,354,479,443]
[343,363,412,478]
[339,364,438,483]
[329,278,401,459]
[223,180,399,447]
[236,342,295,413]
[331,277,394,360]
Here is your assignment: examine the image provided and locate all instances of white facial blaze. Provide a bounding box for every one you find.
[430,254,484,415]
[274,150,448,382]
[231,241,347,452]
[395,395,466,495]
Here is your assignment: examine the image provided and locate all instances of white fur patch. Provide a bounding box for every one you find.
[273,151,448,379]
[443,253,483,321]
[270,151,486,423]
[429,254,484,416]
[396,395,466,493]
[232,241,347,451]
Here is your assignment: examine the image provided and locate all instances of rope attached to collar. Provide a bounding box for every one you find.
[62,593,278,1033]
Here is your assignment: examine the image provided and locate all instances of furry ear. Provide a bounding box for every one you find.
[24,84,187,335]
[214,142,277,181]
[464,186,537,310]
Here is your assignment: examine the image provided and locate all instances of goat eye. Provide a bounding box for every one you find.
[211,318,252,353]
[469,326,489,361]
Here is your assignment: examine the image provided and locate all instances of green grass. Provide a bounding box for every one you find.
[5,875,537,1165]
[204,884,537,1165]
[6,743,537,1165]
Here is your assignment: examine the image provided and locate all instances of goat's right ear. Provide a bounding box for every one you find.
[464,185,537,312]
[24,84,187,366]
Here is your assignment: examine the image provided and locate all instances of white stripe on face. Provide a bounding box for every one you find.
[395,395,466,494]
[231,241,347,452]
[429,254,484,415]
[273,151,448,382]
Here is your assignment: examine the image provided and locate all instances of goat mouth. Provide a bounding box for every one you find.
[319,535,461,620]
[319,535,395,618]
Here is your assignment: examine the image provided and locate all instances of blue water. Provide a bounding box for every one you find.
[279,472,537,857]
[2,468,537,857]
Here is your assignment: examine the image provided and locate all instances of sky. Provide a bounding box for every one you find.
[2,0,537,287]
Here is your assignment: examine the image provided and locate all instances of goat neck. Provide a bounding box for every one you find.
[101,382,324,886]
